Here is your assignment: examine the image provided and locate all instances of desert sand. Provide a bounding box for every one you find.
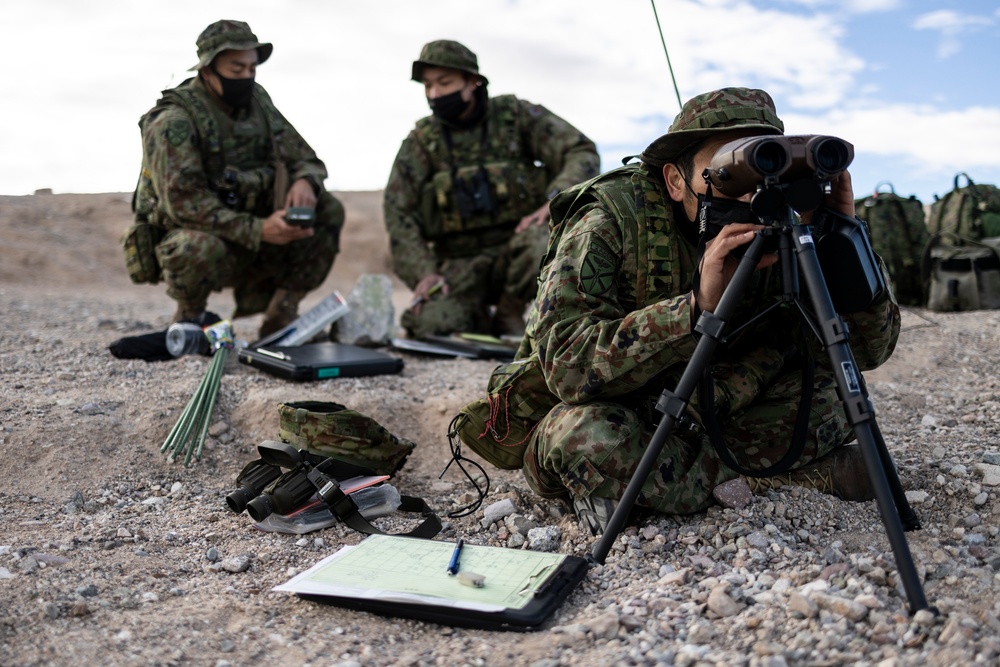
[1,191,999,667]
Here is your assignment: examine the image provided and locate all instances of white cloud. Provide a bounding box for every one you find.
[783,102,1000,174]
[0,0,997,204]
[912,9,995,59]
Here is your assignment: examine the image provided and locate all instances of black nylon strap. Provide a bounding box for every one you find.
[320,484,442,539]
[698,355,815,479]
[308,455,442,538]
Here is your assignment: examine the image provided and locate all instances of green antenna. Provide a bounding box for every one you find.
[651,0,683,111]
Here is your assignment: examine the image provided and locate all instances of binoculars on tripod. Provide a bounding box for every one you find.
[704,134,854,199]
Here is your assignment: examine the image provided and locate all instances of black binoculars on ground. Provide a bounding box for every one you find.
[225,441,344,523]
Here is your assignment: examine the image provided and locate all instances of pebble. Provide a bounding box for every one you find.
[482,499,517,527]
[526,526,561,552]
[811,592,869,621]
[712,478,752,510]
[208,421,229,437]
[707,585,743,617]
[220,556,250,573]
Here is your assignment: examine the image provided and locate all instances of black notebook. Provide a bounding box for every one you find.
[238,342,403,381]
[275,535,589,631]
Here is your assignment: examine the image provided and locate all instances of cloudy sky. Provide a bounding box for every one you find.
[1,0,999,206]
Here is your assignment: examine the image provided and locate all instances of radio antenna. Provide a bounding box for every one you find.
[650,0,683,111]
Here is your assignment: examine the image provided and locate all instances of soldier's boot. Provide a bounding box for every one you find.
[172,300,207,324]
[492,292,527,338]
[259,289,308,339]
[571,494,619,536]
[743,444,875,502]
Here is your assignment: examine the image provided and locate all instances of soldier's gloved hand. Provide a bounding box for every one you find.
[515,201,551,233]
[261,209,315,246]
[285,178,318,209]
[410,273,449,316]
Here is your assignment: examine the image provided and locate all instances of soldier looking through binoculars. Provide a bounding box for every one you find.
[489,87,901,535]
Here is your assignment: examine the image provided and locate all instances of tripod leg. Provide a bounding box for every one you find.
[589,233,772,565]
[791,225,930,613]
[870,417,921,531]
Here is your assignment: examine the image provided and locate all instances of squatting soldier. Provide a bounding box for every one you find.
[134,20,344,338]
[384,40,600,339]
[514,88,901,533]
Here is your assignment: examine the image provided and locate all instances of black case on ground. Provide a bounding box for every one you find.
[238,342,404,381]
[389,336,516,361]
[297,554,589,632]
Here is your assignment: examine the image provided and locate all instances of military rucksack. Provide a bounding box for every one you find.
[922,232,1000,311]
[927,172,1000,242]
[854,182,929,306]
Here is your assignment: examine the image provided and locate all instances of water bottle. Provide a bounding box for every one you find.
[166,322,210,357]
[351,484,401,519]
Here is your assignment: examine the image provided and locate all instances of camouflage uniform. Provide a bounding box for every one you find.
[516,88,901,515]
[384,40,600,338]
[137,20,343,321]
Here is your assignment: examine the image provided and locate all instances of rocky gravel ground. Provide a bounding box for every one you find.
[1,192,999,667]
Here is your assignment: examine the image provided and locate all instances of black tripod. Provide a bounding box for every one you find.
[588,203,932,615]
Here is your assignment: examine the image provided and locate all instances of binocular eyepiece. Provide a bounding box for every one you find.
[704,134,854,198]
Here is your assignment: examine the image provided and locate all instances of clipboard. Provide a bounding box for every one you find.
[274,534,589,631]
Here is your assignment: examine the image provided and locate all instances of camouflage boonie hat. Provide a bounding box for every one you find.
[640,87,784,167]
[189,19,273,71]
[411,39,488,85]
[277,401,415,476]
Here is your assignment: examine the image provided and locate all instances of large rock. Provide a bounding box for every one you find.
[333,274,396,346]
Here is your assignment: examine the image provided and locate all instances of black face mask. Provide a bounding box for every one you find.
[697,192,758,238]
[428,89,472,124]
[211,66,255,109]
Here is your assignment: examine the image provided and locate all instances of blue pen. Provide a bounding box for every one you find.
[447,539,464,576]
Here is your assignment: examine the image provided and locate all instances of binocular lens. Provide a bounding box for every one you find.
[246,494,276,523]
[813,139,851,172]
[226,488,254,514]
[749,140,788,175]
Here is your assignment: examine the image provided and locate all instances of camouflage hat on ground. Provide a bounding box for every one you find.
[640,87,784,167]
[411,39,488,85]
[276,401,415,476]
[189,19,273,71]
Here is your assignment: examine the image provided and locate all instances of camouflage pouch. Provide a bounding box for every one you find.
[452,355,561,470]
[277,401,415,476]
[120,221,164,285]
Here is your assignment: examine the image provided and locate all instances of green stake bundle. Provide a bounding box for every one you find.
[161,320,234,466]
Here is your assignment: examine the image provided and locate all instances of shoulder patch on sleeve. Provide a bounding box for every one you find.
[580,242,617,296]
[166,119,191,147]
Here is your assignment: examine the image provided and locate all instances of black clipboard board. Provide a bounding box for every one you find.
[274,535,589,631]
[238,342,403,381]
